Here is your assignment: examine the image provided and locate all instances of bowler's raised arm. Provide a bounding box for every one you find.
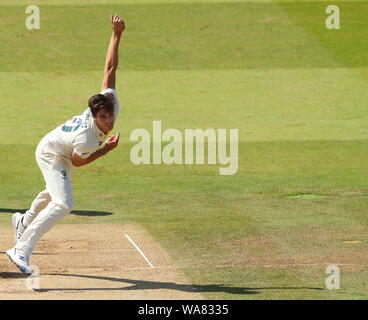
[101,14,125,91]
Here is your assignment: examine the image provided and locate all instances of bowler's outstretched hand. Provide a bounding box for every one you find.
[105,132,120,152]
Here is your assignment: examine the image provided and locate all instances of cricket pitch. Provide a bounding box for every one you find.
[0,223,203,300]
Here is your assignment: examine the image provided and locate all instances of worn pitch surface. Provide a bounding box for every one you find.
[0,224,203,300]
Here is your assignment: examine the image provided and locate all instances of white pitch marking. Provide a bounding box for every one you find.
[125,234,154,269]
[52,249,134,254]
[62,262,362,272]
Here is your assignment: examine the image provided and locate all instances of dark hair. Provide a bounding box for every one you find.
[88,94,114,117]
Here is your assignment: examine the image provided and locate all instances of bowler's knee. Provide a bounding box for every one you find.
[63,198,73,213]
[55,197,73,213]
[38,190,51,203]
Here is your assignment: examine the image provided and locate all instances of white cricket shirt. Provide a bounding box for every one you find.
[41,88,119,162]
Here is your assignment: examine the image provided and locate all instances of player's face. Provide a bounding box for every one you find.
[93,109,115,133]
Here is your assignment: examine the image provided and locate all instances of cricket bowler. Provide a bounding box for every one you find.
[6,14,125,274]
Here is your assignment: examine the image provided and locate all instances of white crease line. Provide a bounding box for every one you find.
[1,250,134,255]
[109,263,364,271]
[262,263,360,268]
[125,234,154,269]
[52,249,134,254]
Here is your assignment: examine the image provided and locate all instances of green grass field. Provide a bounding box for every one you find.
[1,0,368,299]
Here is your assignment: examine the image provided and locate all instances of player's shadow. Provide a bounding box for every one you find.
[0,272,28,279]
[0,208,112,217]
[70,210,113,217]
[36,273,324,295]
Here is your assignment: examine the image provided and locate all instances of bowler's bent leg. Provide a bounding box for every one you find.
[22,190,51,228]
[16,158,73,257]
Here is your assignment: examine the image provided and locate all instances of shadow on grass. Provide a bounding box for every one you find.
[33,273,324,295]
[0,208,112,217]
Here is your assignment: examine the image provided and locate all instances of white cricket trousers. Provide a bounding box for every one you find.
[15,137,74,257]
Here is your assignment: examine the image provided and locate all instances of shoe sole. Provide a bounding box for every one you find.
[6,251,32,275]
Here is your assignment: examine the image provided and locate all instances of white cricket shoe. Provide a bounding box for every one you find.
[12,212,26,245]
[6,247,32,275]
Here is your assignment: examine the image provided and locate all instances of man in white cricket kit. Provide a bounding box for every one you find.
[6,14,125,275]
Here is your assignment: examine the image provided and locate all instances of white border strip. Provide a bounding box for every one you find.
[125,234,154,269]
[67,262,363,272]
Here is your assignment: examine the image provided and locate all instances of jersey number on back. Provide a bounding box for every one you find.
[62,117,82,132]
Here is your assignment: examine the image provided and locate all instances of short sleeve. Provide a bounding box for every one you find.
[73,134,96,159]
[73,145,93,159]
